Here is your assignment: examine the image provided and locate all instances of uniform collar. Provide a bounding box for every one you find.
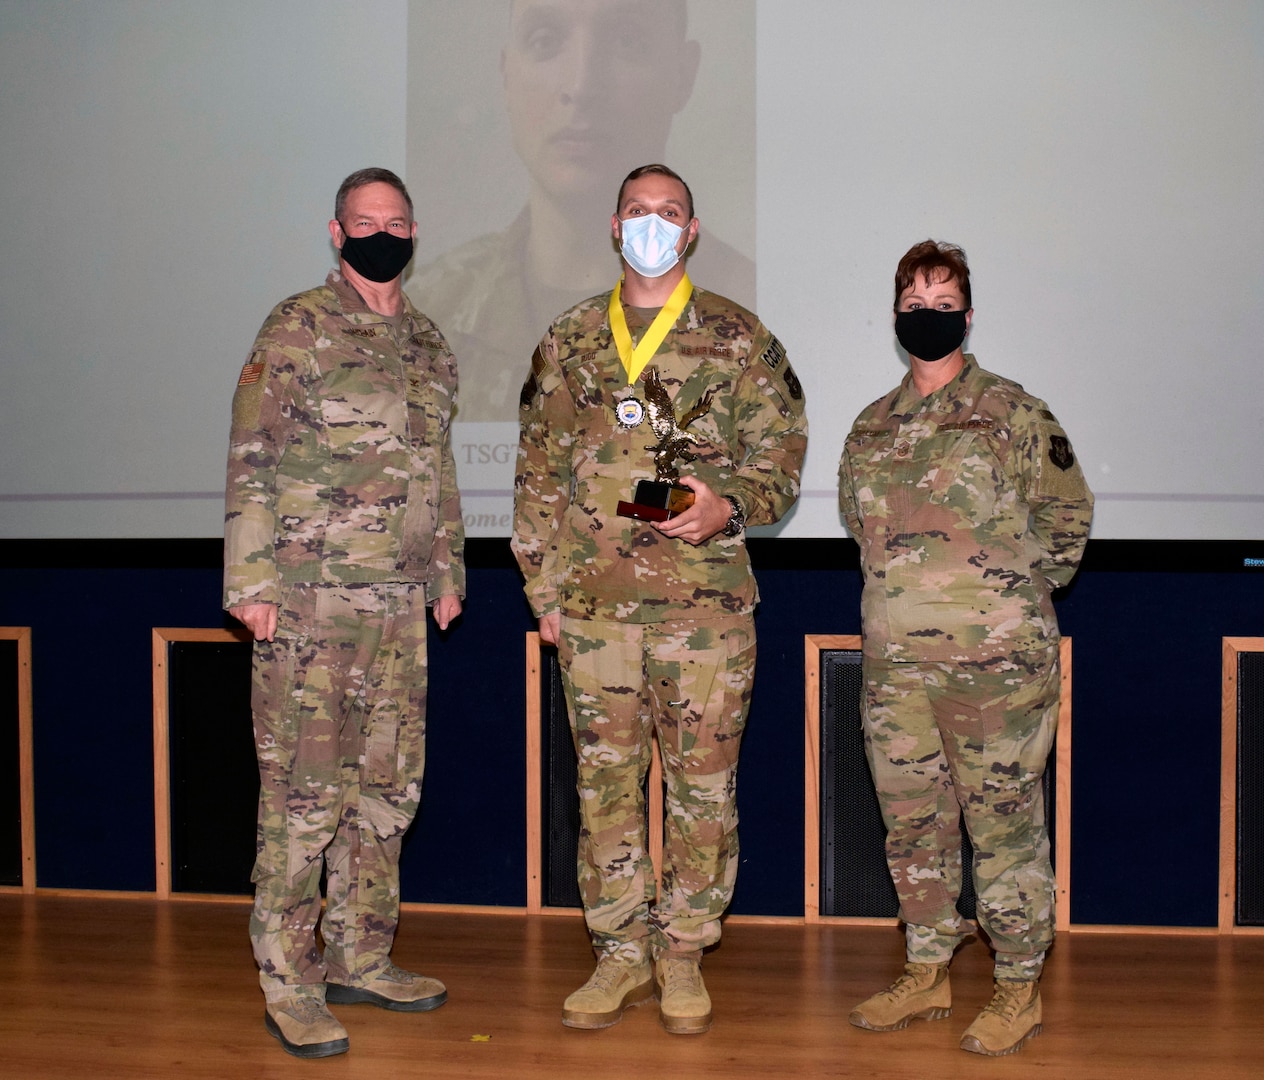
[327,269,416,328]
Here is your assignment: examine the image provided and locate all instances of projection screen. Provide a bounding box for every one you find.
[1,0,1260,541]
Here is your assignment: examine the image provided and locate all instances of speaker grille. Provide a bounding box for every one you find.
[0,639,20,887]
[820,649,896,916]
[167,639,257,894]
[1235,650,1264,925]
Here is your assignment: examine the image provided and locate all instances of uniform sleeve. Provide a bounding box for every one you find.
[424,349,466,601]
[838,437,862,539]
[222,301,311,609]
[1012,402,1094,589]
[725,331,808,527]
[511,336,574,617]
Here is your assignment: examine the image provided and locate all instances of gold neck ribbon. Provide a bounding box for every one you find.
[609,272,693,386]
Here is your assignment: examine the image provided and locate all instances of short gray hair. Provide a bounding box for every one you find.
[334,168,413,222]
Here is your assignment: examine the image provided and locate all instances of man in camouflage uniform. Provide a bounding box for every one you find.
[839,240,1092,1057]
[224,168,464,1059]
[513,164,806,1034]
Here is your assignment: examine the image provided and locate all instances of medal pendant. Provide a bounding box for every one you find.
[616,397,646,428]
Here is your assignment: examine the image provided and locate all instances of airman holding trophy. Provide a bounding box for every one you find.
[513,164,807,1035]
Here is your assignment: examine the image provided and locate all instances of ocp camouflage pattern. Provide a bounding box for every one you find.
[224,270,465,609]
[513,285,807,622]
[862,648,1059,979]
[838,356,1092,662]
[560,613,753,958]
[249,581,430,995]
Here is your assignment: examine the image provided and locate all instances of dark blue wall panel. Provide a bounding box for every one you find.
[725,552,861,916]
[2,538,1261,926]
[1056,562,1261,926]
[0,556,223,891]
[398,559,535,907]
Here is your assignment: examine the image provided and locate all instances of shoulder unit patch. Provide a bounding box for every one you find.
[1049,434,1075,471]
[760,336,787,372]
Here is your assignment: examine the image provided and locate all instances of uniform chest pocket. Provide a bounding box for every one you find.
[405,370,451,443]
[843,430,904,519]
[921,430,1003,526]
[562,351,615,413]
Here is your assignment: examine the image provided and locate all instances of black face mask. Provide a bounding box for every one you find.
[338,228,414,283]
[894,308,969,362]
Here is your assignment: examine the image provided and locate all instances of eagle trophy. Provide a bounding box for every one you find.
[643,368,714,482]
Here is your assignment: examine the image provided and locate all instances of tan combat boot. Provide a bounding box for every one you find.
[562,954,654,1029]
[326,962,448,1012]
[655,956,712,1034]
[849,961,952,1031]
[959,978,1042,1056]
[264,992,350,1058]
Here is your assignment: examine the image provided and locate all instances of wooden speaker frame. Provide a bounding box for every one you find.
[1219,637,1264,934]
[0,628,35,893]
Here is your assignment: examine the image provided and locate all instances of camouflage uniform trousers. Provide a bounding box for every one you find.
[558,613,756,962]
[862,646,1059,981]
[249,581,429,1002]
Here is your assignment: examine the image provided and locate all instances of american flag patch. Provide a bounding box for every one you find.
[238,361,265,386]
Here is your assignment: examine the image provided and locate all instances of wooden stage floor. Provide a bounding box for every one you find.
[2,894,1260,1079]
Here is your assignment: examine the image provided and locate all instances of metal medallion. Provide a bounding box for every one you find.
[616,397,646,428]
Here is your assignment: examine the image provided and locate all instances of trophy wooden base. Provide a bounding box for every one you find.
[616,480,695,523]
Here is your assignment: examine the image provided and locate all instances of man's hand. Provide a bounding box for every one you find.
[538,611,561,646]
[653,476,733,545]
[432,594,463,631]
[228,602,278,642]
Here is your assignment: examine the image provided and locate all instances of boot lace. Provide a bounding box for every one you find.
[660,959,702,994]
[286,996,332,1024]
[585,956,636,993]
[982,981,1033,1022]
[879,965,935,1004]
[378,962,414,985]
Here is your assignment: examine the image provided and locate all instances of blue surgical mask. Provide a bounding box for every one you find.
[619,213,684,278]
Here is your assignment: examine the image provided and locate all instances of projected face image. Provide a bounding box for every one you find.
[502,0,700,203]
[405,0,755,431]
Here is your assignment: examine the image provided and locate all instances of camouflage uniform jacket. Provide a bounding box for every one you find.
[513,285,807,623]
[838,356,1091,662]
[223,270,465,608]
